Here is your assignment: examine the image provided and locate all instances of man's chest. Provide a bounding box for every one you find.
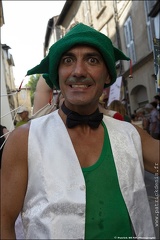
[68,127,104,168]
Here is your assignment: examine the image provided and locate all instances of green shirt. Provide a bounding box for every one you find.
[82,122,132,239]
[16,120,29,128]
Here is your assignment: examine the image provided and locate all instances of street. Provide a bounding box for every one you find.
[144,171,159,239]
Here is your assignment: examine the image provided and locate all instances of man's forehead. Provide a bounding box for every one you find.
[63,44,102,56]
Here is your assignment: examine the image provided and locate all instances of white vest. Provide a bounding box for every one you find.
[22,110,155,239]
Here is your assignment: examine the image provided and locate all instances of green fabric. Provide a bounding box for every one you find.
[16,120,28,128]
[124,115,131,123]
[26,23,130,90]
[82,122,132,239]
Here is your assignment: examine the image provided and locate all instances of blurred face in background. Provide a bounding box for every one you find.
[18,111,29,120]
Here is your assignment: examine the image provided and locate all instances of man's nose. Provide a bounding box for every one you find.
[72,61,87,78]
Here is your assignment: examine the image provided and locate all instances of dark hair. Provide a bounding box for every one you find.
[131,114,137,120]
[150,101,157,108]
[154,95,160,101]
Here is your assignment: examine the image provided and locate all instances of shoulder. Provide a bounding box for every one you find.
[31,110,59,125]
[7,123,30,144]
[103,115,134,129]
[103,115,140,140]
[1,123,30,170]
[29,110,61,138]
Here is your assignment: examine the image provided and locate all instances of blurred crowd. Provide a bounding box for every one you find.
[131,95,160,140]
[98,92,160,140]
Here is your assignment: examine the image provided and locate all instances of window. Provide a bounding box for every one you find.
[145,0,157,12]
[144,0,156,51]
[83,1,92,25]
[100,24,108,37]
[154,12,160,39]
[97,1,105,11]
[124,17,136,64]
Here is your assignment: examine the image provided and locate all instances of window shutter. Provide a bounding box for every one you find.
[124,17,136,63]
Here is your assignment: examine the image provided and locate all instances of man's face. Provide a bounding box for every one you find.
[58,45,110,112]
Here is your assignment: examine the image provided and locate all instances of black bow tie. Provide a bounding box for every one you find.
[61,102,103,129]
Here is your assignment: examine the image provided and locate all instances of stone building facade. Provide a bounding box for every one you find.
[44,0,159,115]
[1,44,17,130]
[1,1,32,129]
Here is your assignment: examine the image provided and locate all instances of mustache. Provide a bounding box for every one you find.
[66,77,94,85]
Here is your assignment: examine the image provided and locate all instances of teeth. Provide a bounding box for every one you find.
[72,85,88,88]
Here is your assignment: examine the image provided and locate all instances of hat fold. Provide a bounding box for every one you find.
[27,55,49,76]
[114,47,130,62]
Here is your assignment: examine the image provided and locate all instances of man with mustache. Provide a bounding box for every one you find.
[1,23,158,239]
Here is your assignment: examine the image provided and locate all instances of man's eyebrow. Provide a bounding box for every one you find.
[85,52,103,58]
[62,52,75,57]
[62,51,103,58]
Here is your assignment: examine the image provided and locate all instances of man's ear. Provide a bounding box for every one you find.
[105,73,111,85]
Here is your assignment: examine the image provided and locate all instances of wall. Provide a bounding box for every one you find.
[1,49,15,130]
[51,0,157,114]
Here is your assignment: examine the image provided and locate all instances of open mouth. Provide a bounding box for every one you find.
[70,84,91,88]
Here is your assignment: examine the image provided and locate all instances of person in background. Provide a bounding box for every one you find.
[153,95,160,123]
[2,23,158,240]
[107,100,131,122]
[33,75,55,115]
[136,108,144,121]
[99,95,124,121]
[0,124,9,168]
[153,95,160,111]
[56,91,65,109]
[135,108,149,129]
[31,75,64,119]
[149,101,160,140]
[131,113,138,123]
[16,106,30,128]
[144,103,153,133]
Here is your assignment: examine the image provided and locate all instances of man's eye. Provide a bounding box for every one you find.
[88,57,98,64]
[63,57,73,64]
